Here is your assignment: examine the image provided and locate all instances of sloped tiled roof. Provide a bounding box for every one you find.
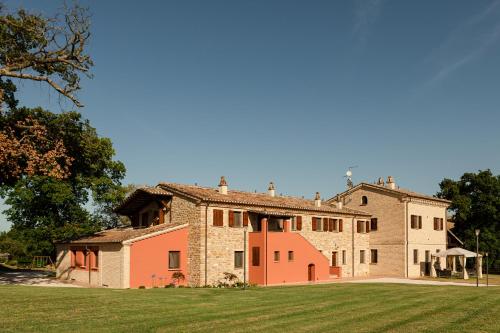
[158,182,370,216]
[114,187,172,215]
[69,221,186,244]
[329,183,451,204]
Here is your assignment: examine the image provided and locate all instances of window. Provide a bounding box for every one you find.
[288,251,294,261]
[252,247,260,266]
[230,211,243,228]
[411,215,422,229]
[360,250,366,264]
[370,218,378,231]
[234,251,243,268]
[339,219,343,232]
[169,251,180,269]
[291,217,297,231]
[371,249,378,264]
[413,249,419,265]
[361,196,368,205]
[274,251,280,262]
[342,250,346,265]
[357,220,369,233]
[328,219,337,232]
[323,218,329,232]
[213,209,223,226]
[434,218,444,230]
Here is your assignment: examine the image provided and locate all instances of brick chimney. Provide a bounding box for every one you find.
[314,192,321,207]
[377,177,385,186]
[387,176,396,190]
[268,182,276,197]
[218,176,228,194]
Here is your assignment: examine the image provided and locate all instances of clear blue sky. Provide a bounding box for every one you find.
[2,0,500,230]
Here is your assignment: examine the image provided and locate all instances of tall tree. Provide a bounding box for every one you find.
[0,3,93,108]
[438,170,500,271]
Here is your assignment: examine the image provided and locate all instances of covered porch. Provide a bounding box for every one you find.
[431,247,483,279]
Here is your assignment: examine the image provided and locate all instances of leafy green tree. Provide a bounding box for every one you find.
[0,107,126,257]
[438,170,500,271]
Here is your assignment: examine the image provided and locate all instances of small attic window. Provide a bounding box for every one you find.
[361,196,368,205]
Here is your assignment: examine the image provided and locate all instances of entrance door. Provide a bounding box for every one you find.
[308,264,315,281]
[425,250,431,275]
[331,252,338,266]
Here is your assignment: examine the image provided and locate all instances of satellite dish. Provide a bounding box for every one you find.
[346,170,352,177]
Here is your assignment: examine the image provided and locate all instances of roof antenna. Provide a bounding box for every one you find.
[344,165,358,190]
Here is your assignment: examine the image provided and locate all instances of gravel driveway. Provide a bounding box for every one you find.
[0,270,80,287]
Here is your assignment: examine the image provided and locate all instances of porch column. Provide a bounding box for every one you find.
[283,219,290,232]
[452,256,456,273]
[462,256,468,279]
[261,217,268,286]
[478,256,483,278]
[430,256,437,277]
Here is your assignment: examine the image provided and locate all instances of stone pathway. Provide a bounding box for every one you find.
[0,270,80,287]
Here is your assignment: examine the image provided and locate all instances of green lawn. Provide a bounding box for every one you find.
[0,284,499,333]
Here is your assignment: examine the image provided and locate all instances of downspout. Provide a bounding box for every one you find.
[205,203,209,286]
[265,214,269,286]
[405,199,409,278]
[352,215,356,277]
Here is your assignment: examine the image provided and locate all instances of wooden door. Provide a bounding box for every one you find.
[331,252,338,267]
[308,264,315,281]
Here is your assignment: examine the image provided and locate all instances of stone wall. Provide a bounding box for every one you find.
[56,243,125,288]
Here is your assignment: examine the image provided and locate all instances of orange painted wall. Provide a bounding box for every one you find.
[249,225,330,285]
[129,227,188,288]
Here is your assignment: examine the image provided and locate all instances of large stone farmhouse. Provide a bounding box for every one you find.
[56,176,450,288]
[326,176,451,278]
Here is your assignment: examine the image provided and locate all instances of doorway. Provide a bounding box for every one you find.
[308,264,315,281]
[332,252,338,266]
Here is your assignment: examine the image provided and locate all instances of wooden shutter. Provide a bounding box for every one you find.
[440,218,444,230]
[229,210,234,227]
[312,217,317,231]
[357,221,361,233]
[418,216,422,229]
[365,220,370,233]
[323,218,328,232]
[243,211,249,227]
[339,219,343,232]
[371,218,377,231]
[296,216,302,230]
[213,209,223,226]
[328,219,334,232]
[411,215,416,229]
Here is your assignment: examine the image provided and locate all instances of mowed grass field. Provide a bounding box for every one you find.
[0,283,499,333]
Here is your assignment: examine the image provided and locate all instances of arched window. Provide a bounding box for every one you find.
[361,196,368,205]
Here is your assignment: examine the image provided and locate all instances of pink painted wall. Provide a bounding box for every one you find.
[249,220,330,285]
[129,227,188,288]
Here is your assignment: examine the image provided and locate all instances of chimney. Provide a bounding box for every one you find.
[218,176,228,194]
[268,182,276,197]
[377,177,385,186]
[336,197,343,209]
[387,176,396,189]
[314,192,321,207]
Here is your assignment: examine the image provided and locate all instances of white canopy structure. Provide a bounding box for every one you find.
[431,247,483,279]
